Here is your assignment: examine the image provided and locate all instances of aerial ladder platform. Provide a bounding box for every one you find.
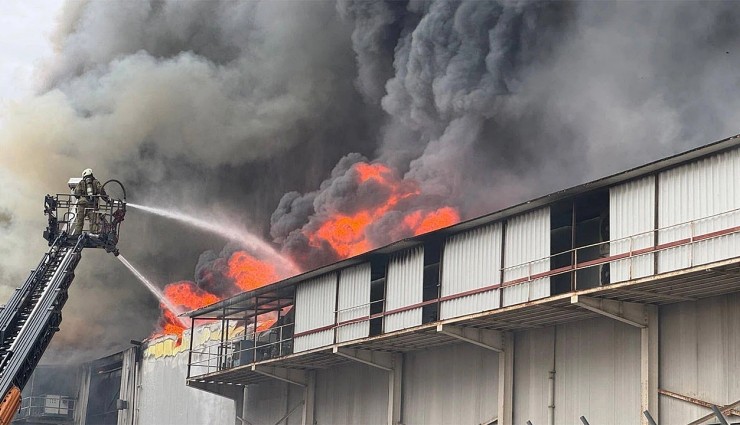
[0,178,125,424]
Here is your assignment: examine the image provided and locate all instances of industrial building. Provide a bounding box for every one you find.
[13,134,739,425]
[183,134,740,425]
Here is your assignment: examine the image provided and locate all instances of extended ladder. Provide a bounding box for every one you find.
[0,234,85,420]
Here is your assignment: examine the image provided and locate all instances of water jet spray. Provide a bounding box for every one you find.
[127,202,299,274]
[117,254,188,328]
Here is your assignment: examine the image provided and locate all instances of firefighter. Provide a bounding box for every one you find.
[71,168,108,235]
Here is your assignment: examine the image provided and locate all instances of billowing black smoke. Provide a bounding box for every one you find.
[0,0,738,361]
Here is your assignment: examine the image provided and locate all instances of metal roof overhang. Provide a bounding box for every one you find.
[188,256,740,387]
[187,134,740,320]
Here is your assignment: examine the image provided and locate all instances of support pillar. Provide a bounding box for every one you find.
[303,371,315,425]
[571,295,658,425]
[334,347,402,425]
[498,332,514,425]
[642,305,658,425]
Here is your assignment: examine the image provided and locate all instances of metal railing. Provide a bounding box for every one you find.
[45,194,125,236]
[16,395,76,420]
[335,299,385,323]
[43,193,126,254]
[500,207,740,290]
[188,322,295,376]
[188,207,740,376]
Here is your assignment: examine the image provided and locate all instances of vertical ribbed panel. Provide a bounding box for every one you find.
[294,273,337,352]
[658,148,740,272]
[610,176,656,282]
[336,263,371,343]
[503,207,550,307]
[117,347,138,425]
[440,223,502,319]
[384,246,424,333]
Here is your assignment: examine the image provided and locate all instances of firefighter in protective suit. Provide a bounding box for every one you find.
[71,168,108,235]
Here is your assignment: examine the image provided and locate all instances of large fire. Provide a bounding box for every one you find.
[156,250,289,340]
[153,161,460,340]
[307,162,459,257]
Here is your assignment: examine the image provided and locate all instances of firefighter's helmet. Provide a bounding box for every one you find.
[82,168,94,179]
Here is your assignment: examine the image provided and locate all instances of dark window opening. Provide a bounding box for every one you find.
[369,257,388,336]
[550,190,610,293]
[550,201,574,295]
[574,190,609,289]
[422,240,442,324]
[85,363,122,425]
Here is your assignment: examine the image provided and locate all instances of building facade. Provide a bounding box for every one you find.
[185,135,740,425]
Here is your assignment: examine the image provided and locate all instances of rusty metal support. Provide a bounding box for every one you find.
[436,324,503,352]
[659,389,740,425]
[570,295,647,328]
[688,398,740,425]
[251,365,307,387]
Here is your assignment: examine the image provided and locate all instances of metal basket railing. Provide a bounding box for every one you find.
[16,395,76,420]
[43,193,126,253]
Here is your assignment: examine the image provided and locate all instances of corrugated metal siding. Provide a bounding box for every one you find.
[503,207,550,307]
[117,348,137,425]
[658,148,740,272]
[384,246,424,333]
[314,362,388,424]
[403,343,499,424]
[294,273,338,352]
[336,263,371,343]
[513,328,555,425]
[244,380,304,425]
[660,293,740,424]
[440,223,502,319]
[554,318,641,424]
[75,367,91,424]
[138,329,235,425]
[610,176,656,282]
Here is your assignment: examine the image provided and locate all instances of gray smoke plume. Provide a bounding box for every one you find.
[0,0,738,360]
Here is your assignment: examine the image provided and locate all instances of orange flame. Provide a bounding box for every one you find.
[227,251,282,291]
[154,281,219,340]
[153,252,288,341]
[306,162,458,257]
[152,161,461,340]
[404,206,461,235]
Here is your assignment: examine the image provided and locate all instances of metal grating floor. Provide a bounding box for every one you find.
[188,257,740,388]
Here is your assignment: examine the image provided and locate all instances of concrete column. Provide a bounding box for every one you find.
[498,333,514,425]
[641,305,659,425]
[302,371,315,425]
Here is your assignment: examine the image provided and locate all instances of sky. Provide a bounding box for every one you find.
[0,0,64,113]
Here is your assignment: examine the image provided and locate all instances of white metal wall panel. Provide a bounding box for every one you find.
[554,317,641,424]
[138,329,235,425]
[503,207,550,307]
[244,380,304,425]
[335,263,371,343]
[660,293,740,424]
[314,362,388,424]
[117,347,138,425]
[440,223,502,319]
[403,343,499,424]
[658,148,740,272]
[513,328,555,425]
[294,273,338,352]
[384,246,424,333]
[610,176,656,283]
